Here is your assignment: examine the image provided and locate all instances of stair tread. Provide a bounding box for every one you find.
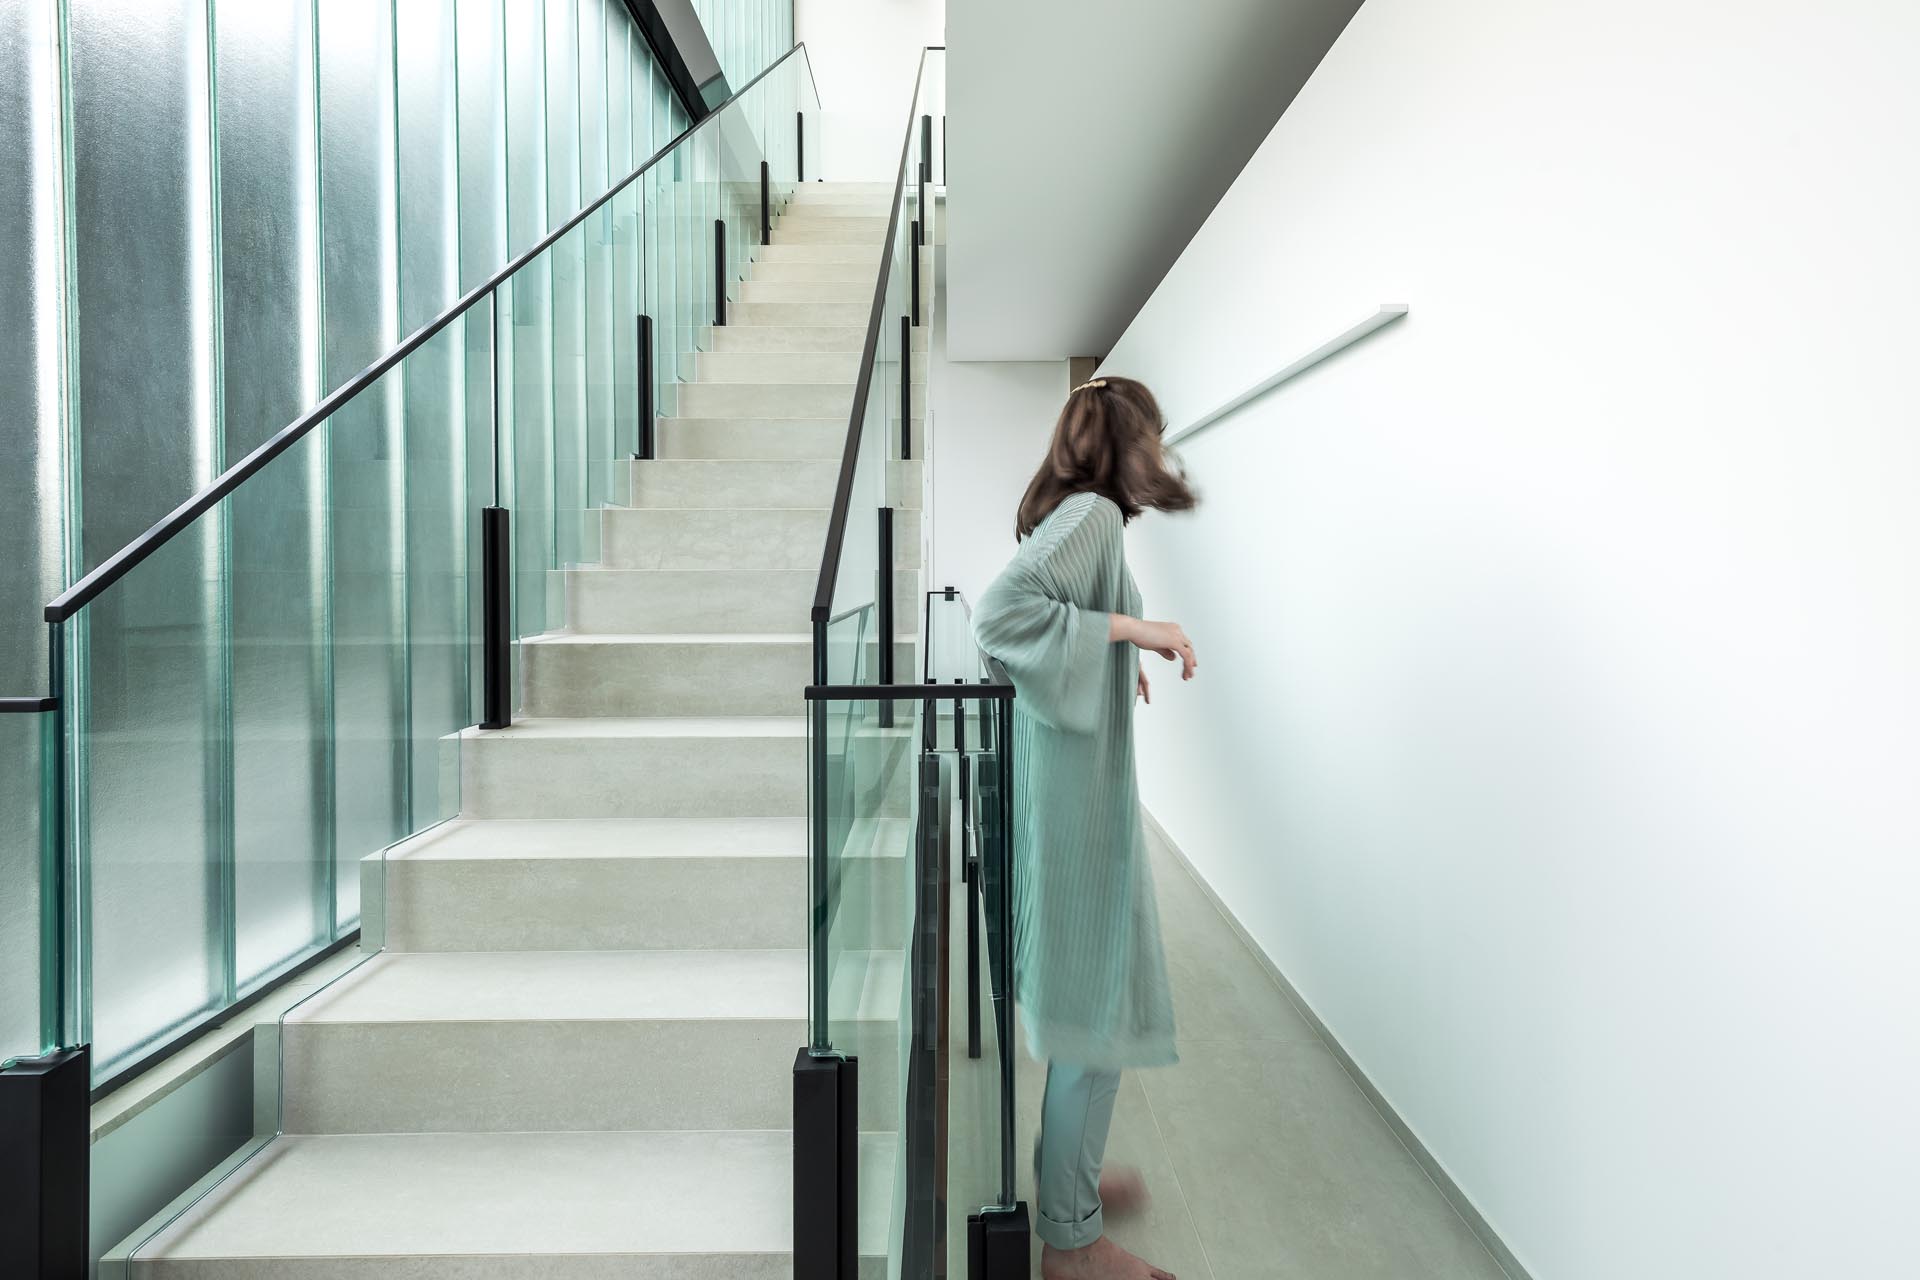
[465,715,807,740]
[287,947,903,1025]
[386,816,809,861]
[140,1129,896,1262]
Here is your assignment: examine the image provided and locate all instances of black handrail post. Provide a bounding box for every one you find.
[796,110,805,182]
[877,508,895,729]
[899,315,913,461]
[481,507,511,730]
[760,160,772,246]
[713,219,728,326]
[0,1045,89,1279]
[634,313,654,460]
[921,114,932,184]
[910,222,921,327]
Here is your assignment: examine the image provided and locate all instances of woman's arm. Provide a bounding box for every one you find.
[1109,614,1198,681]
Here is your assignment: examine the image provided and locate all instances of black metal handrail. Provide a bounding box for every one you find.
[46,41,817,625]
[808,46,935,625]
[0,698,58,713]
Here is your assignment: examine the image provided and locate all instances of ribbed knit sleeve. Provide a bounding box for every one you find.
[972,494,1119,736]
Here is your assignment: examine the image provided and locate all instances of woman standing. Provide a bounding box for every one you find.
[972,376,1198,1280]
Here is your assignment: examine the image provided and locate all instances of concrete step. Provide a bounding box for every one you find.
[560,566,922,634]
[278,948,903,1134]
[749,259,889,283]
[520,632,917,717]
[779,201,895,218]
[740,279,875,304]
[753,241,883,264]
[772,218,888,245]
[370,817,909,953]
[126,1129,896,1278]
[625,457,921,509]
[695,350,861,383]
[373,817,812,950]
[677,379,924,418]
[677,379,850,418]
[599,507,824,570]
[705,323,929,353]
[725,299,872,326]
[655,416,924,461]
[460,716,807,819]
[599,505,921,571]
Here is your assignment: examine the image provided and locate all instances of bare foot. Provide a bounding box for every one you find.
[1042,1235,1176,1280]
[1099,1166,1151,1216]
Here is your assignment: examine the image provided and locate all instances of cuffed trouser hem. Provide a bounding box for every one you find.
[1035,1060,1122,1252]
[1036,1202,1106,1251]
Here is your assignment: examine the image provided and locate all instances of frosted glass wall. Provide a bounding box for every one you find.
[0,0,805,1085]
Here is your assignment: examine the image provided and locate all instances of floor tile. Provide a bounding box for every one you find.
[1144,829,1321,1046]
[1139,1041,1508,1280]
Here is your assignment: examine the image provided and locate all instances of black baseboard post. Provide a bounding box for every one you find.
[968,1203,1033,1280]
[794,1049,858,1279]
[0,1046,90,1280]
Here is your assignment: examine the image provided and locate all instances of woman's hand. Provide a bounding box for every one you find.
[1137,665,1151,704]
[1112,615,1197,682]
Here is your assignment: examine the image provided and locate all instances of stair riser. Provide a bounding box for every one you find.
[704,324,929,353]
[463,734,804,818]
[600,508,830,571]
[677,382,846,418]
[677,380,924,417]
[625,459,921,509]
[772,220,888,245]
[752,242,881,264]
[523,639,917,717]
[749,260,884,283]
[561,568,922,633]
[281,1018,900,1135]
[382,854,811,950]
[655,418,923,461]
[694,351,861,383]
[740,279,875,304]
[724,300,872,326]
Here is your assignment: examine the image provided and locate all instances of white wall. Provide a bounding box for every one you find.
[796,0,942,181]
[1101,2,1920,1277]
[927,311,1067,603]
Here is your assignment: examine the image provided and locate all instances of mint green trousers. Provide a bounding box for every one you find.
[1035,1061,1123,1249]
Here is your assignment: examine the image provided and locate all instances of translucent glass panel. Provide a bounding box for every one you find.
[215,0,330,991]
[0,710,55,1065]
[69,310,478,1080]
[0,2,69,694]
[807,695,920,1054]
[693,0,789,90]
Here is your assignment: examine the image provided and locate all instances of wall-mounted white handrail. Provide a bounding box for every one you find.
[1162,304,1410,447]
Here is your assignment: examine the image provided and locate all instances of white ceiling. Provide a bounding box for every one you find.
[944,0,1364,361]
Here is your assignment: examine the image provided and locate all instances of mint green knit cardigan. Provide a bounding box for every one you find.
[973,492,1178,1069]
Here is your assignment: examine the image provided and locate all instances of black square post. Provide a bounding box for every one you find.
[481,507,511,729]
[793,1050,859,1279]
[1,1046,90,1280]
[968,1204,1032,1280]
[713,218,728,326]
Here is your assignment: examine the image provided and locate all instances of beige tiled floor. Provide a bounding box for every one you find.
[952,820,1511,1280]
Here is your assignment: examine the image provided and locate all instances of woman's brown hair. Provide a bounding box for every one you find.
[1015,376,1197,538]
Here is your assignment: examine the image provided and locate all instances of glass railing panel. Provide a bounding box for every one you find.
[399,319,475,843]
[66,311,480,1082]
[949,691,1019,1259]
[806,691,920,1155]
[71,503,226,1079]
[0,706,56,1066]
[502,246,557,665]
[549,217,594,575]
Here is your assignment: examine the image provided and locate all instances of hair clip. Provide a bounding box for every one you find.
[1070,378,1108,394]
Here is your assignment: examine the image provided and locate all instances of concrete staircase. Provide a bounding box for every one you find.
[122,182,926,1278]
